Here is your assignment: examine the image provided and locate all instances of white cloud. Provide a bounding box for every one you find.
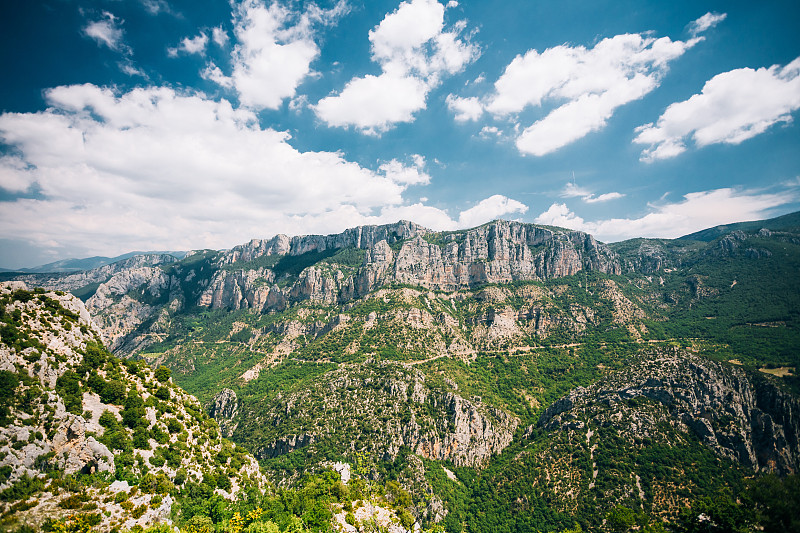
[83,12,127,52]
[584,192,624,203]
[560,182,591,198]
[534,203,586,230]
[140,0,172,15]
[212,26,229,47]
[119,60,147,78]
[534,187,797,242]
[446,94,483,122]
[478,125,501,138]
[314,72,428,134]
[689,12,726,36]
[314,0,479,133]
[201,64,234,88]
[635,57,800,161]
[457,195,528,228]
[380,155,431,185]
[0,84,521,258]
[560,182,624,203]
[447,14,724,156]
[168,32,209,57]
[0,157,36,193]
[206,0,346,110]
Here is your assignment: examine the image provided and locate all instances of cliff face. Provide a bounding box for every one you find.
[539,349,800,475]
[218,220,426,266]
[8,254,177,293]
[201,220,622,312]
[67,221,627,350]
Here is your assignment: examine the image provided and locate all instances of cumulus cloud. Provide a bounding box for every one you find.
[380,155,431,185]
[83,12,128,52]
[212,26,229,47]
[446,94,483,122]
[168,32,209,57]
[635,57,800,161]
[313,73,428,133]
[205,0,347,110]
[314,0,479,133]
[0,84,523,258]
[457,194,528,228]
[447,13,722,156]
[535,187,797,242]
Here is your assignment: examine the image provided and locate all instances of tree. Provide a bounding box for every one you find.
[154,365,172,382]
[606,506,636,532]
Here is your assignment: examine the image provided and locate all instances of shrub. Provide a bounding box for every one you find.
[98,410,119,429]
[217,475,232,491]
[154,386,170,401]
[167,418,183,434]
[154,366,171,382]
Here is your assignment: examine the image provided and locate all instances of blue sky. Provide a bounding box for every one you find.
[1,0,799,268]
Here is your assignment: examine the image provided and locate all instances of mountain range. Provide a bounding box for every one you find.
[2,213,800,532]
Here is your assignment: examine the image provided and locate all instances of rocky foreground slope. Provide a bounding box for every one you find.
[0,282,265,531]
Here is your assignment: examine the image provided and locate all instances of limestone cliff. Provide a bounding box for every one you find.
[539,349,800,474]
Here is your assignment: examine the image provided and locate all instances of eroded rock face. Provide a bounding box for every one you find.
[539,349,800,474]
[86,266,175,350]
[9,254,177,293]
[411,393,518,467]
[209,388,239,438]
[197,221,623,314]
[393,222,620,290]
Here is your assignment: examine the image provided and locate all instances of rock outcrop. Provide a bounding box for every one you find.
[539,349,800,474]
[234,361,518,468]
[209,388,239,438]
[0,282,266,531]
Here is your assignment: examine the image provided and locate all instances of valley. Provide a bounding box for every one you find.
[2,214,800,532]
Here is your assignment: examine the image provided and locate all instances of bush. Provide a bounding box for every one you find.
[174,468,187,486]
[100,380,127,404]
[217,474,232,491]
[98,410,119,429]
[154,386,170,401]
[245,521,280,533]
[167,418,183,434]
[154,366,171,382]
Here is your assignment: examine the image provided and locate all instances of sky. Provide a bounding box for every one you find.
[0,0,799,269]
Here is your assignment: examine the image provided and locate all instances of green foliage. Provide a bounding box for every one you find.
[122,390,147,428]
[0,474,45,502]
[56,370,83,414]
[154,385,171,400]
[606,506,636,532]
[0,369,19,424]
[154,365,172,382]
[745,474,800,533]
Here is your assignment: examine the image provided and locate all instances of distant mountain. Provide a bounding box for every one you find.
[8,250,188,274]
[679,209,800,241]
[5,216,800,531]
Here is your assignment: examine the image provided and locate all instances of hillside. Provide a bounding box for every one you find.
[4,215,800,532]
